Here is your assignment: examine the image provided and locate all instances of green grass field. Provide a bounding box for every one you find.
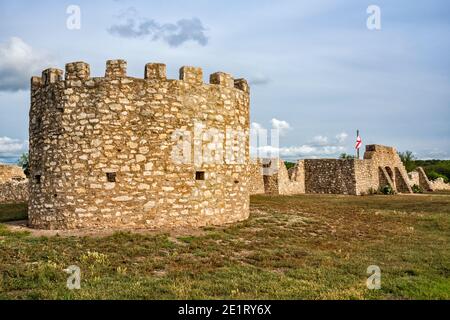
[0,193,449,300]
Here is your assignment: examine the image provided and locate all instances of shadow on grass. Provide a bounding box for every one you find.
[0,202,28,223]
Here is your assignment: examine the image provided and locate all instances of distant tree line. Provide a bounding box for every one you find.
[398,151,449,183]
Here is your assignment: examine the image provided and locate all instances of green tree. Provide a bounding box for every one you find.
[398,150,416,172]
[339,153,355,160]
[17,152,29,178]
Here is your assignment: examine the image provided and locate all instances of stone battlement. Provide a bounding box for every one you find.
[31,60,249,92]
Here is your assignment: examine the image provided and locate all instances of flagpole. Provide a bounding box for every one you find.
[356,129,360,159]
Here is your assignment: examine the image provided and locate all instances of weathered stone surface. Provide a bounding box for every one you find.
[0,180,28,204]
[408,167,433,191]
[247,159,265,194]
[0,164,26,183]
[28,60,251,230]
[0,165,28,204]
[429,177,450,190]
[249,144,421,196]
[262,159,305,195]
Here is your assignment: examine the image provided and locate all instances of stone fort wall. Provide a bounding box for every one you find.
[303,159,357,194]
[248,159,265,195]
[0,164,28,204]
[0,180,29,204]
[249,145,431,196]
[29,60,250,230]
[429,177,450,190]
[0,164,25,183]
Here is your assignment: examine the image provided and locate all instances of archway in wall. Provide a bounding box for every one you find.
[385,166,394,181]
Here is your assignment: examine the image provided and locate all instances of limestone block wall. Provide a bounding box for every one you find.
[284,160,305,194]
[0,164,26,183]
[248,159,265,194]
[354,159,378,195]
[415,167,433,191]
[363,145,412,193]
[0,180,29,204]
[28,60,250,230]
[248,145,420,196]
[304,159,357,195]
[254,159,305,195]
[430,177,450,190]
[274,159,304,195]
[408,171,420,186]
[261,159,282,195]
[408,167,433,191]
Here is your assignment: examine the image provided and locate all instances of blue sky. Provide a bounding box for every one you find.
[0,0,449,162]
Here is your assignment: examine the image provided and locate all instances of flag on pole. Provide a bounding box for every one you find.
[355,134,362,149]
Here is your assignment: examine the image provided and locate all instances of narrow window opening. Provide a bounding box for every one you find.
[106,172,117,183]
[195,171,205,181]
[34,175,41,184]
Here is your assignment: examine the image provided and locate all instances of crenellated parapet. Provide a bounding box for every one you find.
[31,59,249,93]
[65,61,90,80]
[145,63,166,80]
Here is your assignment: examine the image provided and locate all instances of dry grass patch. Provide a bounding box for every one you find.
[0,194,449,299]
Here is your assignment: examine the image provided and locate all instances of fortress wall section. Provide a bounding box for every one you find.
[304,159,357,195]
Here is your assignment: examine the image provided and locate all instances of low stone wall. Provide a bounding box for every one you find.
[254,159,305,195]
[0,180,29,204]
[276,160,304,195]
[408,171,420,186]
[261,159,282,195]
[304,159,357,195]
[354,159,378,195]
[430,178,450,190]
[248,159,265,194]
[0,164,26,183]
[286,160,305,194]
[247,146,439,196]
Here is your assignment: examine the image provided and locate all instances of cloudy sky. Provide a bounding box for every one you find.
[0,0,449,163]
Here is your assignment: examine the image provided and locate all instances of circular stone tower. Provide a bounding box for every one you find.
[28,60,250,229]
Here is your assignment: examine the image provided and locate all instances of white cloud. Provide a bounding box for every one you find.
[312,135,328,145]
[335,132,348,143]
[271,118,291,136]
[0,37,54,92]
[251,122,264,131]
[414,148,450,160]
[0,136,28,162]
[251,144,346,160]
[251,128,349,160]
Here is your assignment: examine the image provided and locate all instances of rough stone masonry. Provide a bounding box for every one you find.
[29,60,250,230]
[0,164,28,204]
[250,145,437,195]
